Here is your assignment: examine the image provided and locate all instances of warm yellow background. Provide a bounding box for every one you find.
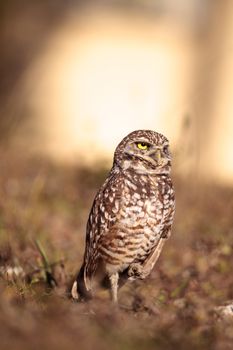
[3,1,233,183]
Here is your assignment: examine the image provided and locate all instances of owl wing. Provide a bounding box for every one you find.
[77,171,123,297]
[127,229,171,281]
[138,236,167,279]
[128,192,175,280]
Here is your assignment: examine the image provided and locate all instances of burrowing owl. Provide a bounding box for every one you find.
[72,130,175,302]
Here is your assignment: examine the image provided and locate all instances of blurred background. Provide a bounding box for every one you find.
[1,0,233,182]
[1,2,233,349]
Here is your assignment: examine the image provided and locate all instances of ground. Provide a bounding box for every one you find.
[0,148,233,350]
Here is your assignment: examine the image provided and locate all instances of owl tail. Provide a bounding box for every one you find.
[71,264,92,301]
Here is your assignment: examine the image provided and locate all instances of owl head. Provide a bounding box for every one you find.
[114,130,172,175]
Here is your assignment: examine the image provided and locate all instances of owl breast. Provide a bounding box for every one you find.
[98,172,175,275]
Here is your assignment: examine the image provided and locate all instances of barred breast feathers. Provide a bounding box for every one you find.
[84,167,174,278]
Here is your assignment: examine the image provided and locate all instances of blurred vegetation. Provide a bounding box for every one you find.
[0,150,233,350]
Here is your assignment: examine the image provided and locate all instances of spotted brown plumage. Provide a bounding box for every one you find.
[71,130,175,302]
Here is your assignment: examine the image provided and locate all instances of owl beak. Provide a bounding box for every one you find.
[156,149,161,164]
[148,149,162,165]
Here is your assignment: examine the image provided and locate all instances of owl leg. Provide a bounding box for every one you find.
[109,272,119,303]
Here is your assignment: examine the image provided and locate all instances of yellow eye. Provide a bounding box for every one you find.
[137,142,148,150]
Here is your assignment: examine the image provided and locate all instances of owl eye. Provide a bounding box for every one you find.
[136,142,149,150]
[163,145,169,154]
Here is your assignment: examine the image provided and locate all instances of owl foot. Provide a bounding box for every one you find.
[128,263,143,278]
[71,281,80,300]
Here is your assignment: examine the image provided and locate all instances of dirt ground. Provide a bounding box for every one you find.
[0,149,233,350]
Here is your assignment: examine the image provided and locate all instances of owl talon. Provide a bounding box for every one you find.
[128,263,143,278]
[71,281,80,300]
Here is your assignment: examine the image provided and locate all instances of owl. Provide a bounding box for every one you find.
[71,130,175,303]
